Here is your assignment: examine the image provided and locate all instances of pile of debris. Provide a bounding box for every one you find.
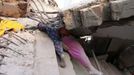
[0,31,35,75]
[62,0,134,35]
[0,0,61,75]
[0,0,28,18]
[0,0,134,75]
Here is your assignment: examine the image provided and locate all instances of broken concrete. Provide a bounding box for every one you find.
[0,32,35,75]
[63,3,108,30]
[80,4,103,27]
[93,24,134,40]
[110,0,134,20]
[62,0,134,30]
[0,2,27,18]
[63,10,82,30]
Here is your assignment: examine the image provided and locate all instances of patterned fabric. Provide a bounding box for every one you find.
[38,22,64,56]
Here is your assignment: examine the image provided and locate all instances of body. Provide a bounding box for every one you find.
[38,22,66,67]
[59,27,102,75]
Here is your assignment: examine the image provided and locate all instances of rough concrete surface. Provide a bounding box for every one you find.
[110,0,134,20]
[59,53,76,75]
[34,31,60,75]
[0,32,35,75]
[80,4,103,27]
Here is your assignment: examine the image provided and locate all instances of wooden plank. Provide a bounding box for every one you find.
[34,31,60,75]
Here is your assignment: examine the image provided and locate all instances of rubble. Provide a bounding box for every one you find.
[0,0,134,75]
[62,3,106,30]
[0,32,35,75]
[63,10,82,30]
[110,0,134,20]
[62,0,134,30]
[80,4,103,27]
[0,0,28,18]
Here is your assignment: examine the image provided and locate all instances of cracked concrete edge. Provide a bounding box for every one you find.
[34,30,60,75]
[59,53,76,75]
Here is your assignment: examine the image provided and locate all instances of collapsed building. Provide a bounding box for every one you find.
[0,0,134,75]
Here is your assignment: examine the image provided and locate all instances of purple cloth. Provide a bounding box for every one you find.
[62,36,92,68]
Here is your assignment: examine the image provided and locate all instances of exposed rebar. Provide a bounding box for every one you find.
[0,45,24,56]
[2,37,19,46]
[31,0,47,23]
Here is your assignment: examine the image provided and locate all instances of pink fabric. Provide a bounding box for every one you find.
[62,36,92,68]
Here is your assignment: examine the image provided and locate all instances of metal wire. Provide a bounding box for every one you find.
[0,45,24,56]
[36,0,51,19]
[31,0,47,23]
[91,49,102,72]
[31,0,61,24]
[86,37,102,72]
[2,37,19,46]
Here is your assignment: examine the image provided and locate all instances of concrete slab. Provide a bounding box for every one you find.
[80,4,103,27]
[63,10,82,30]
[34,31,60,75]
[0,32,35,75]
[59,53,76,75]
[72,59,89,75]
[110,0,134,20]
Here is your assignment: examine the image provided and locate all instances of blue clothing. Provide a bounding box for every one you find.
[38,22,63,56]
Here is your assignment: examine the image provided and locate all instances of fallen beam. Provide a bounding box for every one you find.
[110,0,134,20]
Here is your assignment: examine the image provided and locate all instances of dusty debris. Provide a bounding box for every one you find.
[80,4,104,27]
[63,3,105,30]
[2,37,19,46]
[0,0,134,75]
[110,0,134,20]
[0,0,28,18]
[63,10,82,30]
[0,4,22,18]
[0,32,35,75]
[0,45,24,56]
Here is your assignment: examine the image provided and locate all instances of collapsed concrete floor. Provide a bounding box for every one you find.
[0,28,132,75]
[0,31,124,75]
[0,0,134,75]
[0,19,133,75]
